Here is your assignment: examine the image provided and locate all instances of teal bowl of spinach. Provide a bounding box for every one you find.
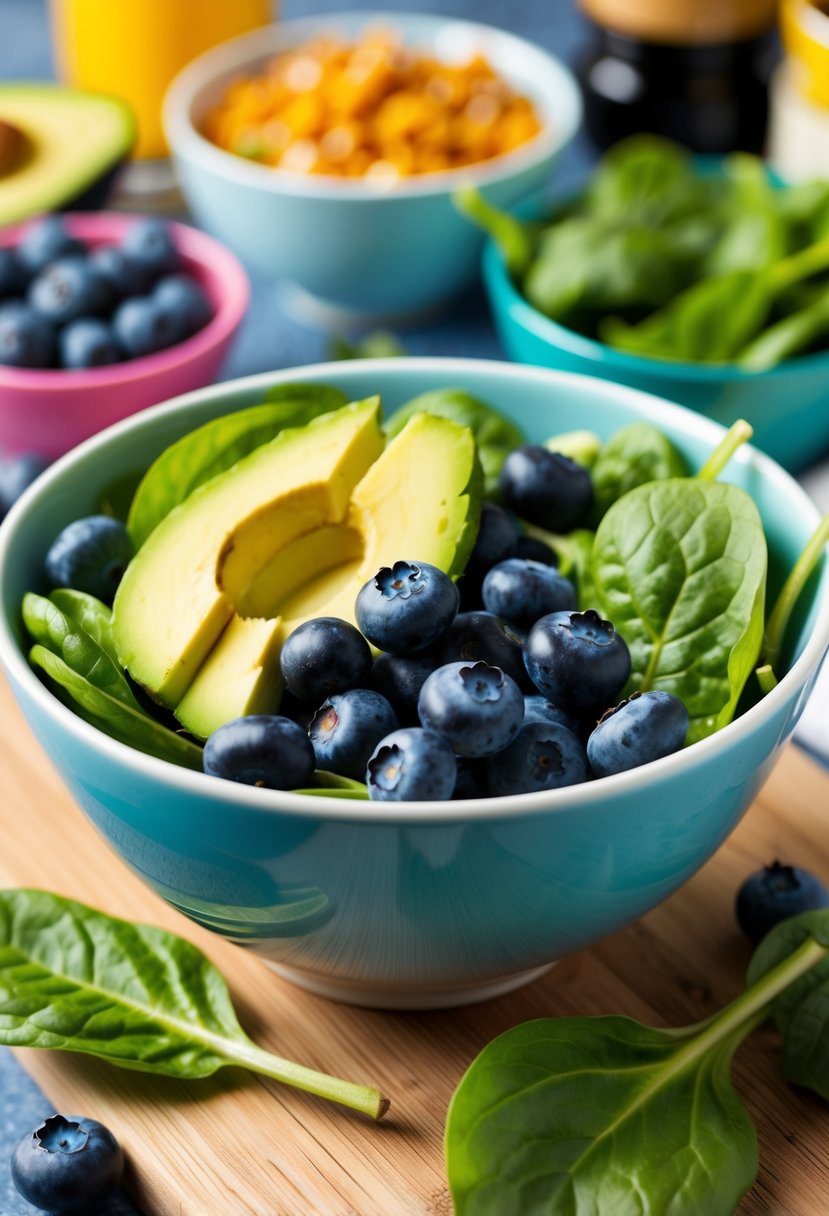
[463,136,829,474]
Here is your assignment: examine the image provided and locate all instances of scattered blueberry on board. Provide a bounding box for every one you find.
[736,862,829,944]
[11,1113,124,1215]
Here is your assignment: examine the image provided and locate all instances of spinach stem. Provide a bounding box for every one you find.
[772,235,829,293]
[453,187,533,277]
[696,420,753,482]
[755,663,779,694]
[763,514,829,673]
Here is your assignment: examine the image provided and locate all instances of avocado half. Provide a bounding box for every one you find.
[0,83,136,225]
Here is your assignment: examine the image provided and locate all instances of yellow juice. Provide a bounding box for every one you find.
[50,0,272,159]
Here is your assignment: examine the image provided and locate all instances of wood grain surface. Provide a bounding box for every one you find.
[1,672,827,1216]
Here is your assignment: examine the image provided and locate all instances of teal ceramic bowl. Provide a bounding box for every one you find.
[1,359,828,1009]
[482,215,829,475]
[163,13,582,323]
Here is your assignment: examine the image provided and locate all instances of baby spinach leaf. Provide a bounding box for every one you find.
[591,480,767,742]
[127,383,349,547]
[705,154,787,278]
[584,134,700,229]
[453,186,535,277]
[48,589,117,663]
[292,771,370,799]
[739,289,829,371]
[0,888,387,1118]
[328,329,406,360]
[589,421,689,522]
[543,429,602,470]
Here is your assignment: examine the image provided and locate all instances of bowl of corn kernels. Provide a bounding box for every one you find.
[163,12,582,322]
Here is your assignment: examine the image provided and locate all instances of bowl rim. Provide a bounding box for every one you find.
[163,10,583,201]
[1,356,827,824]
[0,212,250,390]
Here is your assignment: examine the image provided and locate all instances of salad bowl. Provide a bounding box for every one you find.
[1,358,827,1009]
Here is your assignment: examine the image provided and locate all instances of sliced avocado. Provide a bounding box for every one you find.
[176,615,284,740]
[113,398,385,708]
[0,84,136,225]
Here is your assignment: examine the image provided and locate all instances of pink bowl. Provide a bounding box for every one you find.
[0,212,249,459]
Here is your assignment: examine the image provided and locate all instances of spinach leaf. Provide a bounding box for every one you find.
[328,330,406,360]
[97,470,145,522]
[588,421,688,522]
[531,527,596,608]
[584,134,701,229]
[590,480,767,743]
[292,771,370,799]
[739,289,829,371]
[453,186,535,277]
[48,589,118,663]
[385,389,523,498]
[0,888,387,1118]
[704,154,787,278]
[127,383,349,547]
[543,429,601,470]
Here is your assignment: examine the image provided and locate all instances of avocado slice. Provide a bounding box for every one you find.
[0,84,135,224]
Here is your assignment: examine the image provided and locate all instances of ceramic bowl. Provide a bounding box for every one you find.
[1,358,827,1010]
[0,213,249,461]
[163,12,582,324]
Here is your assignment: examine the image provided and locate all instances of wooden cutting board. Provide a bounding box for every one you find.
[1,671,828,1216]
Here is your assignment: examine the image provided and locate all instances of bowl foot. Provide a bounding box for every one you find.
[274,280,453,334]
[262,960,555,1009]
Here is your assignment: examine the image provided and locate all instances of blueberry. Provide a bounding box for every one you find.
[482,558,576,632]
[367,726,456,801]
[523,693,582,738]
[120,217,179,278]
[418,660,524,757]
[369,649,437,725]
[466,502,519,578]
[524,609,631,715]
[28,256,109,325]
[309,689,399,780]
[500,444,593,532]
[153,273,212,342]
[44,515,133,602]
[59,318,121,369]
[453,756,489,799]
[0,247,28,298]
[11,1113,124,1215]
[203,714,315,789]
[112,295,179,357]
[736,861,829,945]
[0,301,53,368]
[17,215,84,274]
[438,610,530,691]
[280,616,371,704]
[355,560,459,653]
[487,719,589,796]
[0,452,48,518]
[587,690,688,778]
[87,244,150,299]
[514,534,558,566]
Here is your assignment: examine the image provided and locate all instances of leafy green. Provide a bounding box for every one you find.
[739,288,829,371]
[0,888,387,1118]
[292,771,370,799]
[127,383,349,547]
[454,185,535,277]
[760,514,829,682]
[584,135,701,229]
[532,527,596,608]
[48,588,118,662]
[543,429,601,469]
[328,330,407,360]
[704,154,787,278]
[588,421,688,521]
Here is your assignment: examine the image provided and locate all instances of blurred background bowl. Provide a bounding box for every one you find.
[163,12,582,324]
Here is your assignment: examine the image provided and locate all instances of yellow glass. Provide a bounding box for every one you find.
[781,0,829,110]
[50,0,272,159]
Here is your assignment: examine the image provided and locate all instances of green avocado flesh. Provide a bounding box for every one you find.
[0,84,135,224]
[114,399,481,739]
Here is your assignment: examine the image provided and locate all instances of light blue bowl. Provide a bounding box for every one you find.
[163,13,582,323]
[482,214,829,475]
[1,359,828,1009]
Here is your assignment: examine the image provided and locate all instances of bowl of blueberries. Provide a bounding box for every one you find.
[0,212,249,460]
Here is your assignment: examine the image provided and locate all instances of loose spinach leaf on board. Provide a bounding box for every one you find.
[588,421,689,522]
[0,888,387,1118]
[127,383,349,547]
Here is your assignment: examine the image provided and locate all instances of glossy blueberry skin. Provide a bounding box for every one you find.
[280,616,372,705]
[87,244,150,300]
[499,444,593,532]
[356,560,459,654]
[587,690,689,778]
[482,558,576,632]
[204,714,315,789]
[11,1113,124,1216]
[309,688,399,780]
[487,719,589,796]
[153,273,212,342]
[523,693,582,737]
[524,609,631,714]
[736,861,829,945]
[514,534,558,566]
[0,452,48,518]
[28,257,109,326]
[120,217,179,277]
[466,501,519,577]
[112,296,179,358]
[17,215,84,274]
[418,660,524,757]
[44,515,133,603]
[0,301,53,368]
[369,649,437,725]
[367,726,456,801]
[0,247,27,298]
[58,318,121,369]
[438,610,530,691]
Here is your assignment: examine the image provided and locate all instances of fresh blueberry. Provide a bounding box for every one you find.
[17,215,84,274]
[203,714,315,789]
[524,609,631,715]
[366,726,456,801]
[44,515,133,602]
[736,861,829,945]
[59,317,121,369]
[153,273,212,341]
[0,452,48,518]
[587,690,689,778]
[418,660,524,757]
[120,217,179,278]
[0,247,28,298]
[0,301,53,368]
[437,610,530,691]
[453,756,489,799]
[112,295,179,357]
[309,688,399,780]
[514,534,558,566]
[482,558,576,632]
[466,502,519,577]
[11,1113,124,1216]
[500,444,593,532]
[280,616,372,704]
[369,649,437,725]
[28,256,109,325]
[523,693,583,737]
[487,719,589,796]
[355,560,459,653]
[87,244,151,299]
